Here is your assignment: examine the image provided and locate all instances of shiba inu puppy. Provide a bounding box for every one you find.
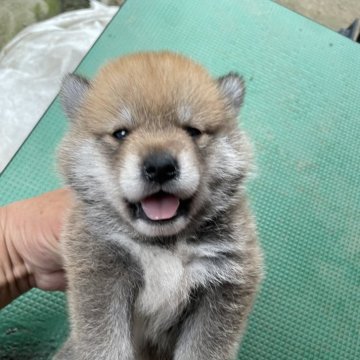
[54,52,262,360]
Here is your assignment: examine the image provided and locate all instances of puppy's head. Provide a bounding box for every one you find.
[59,52,251,238]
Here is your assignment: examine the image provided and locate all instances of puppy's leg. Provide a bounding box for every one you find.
[54,238,142,360]
[174,282,258,360]
[53,338,74,360]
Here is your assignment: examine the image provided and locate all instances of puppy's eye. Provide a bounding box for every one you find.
[185,126,202,138]
[113,129,129,140]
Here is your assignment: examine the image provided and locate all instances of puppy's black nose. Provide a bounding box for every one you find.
[143,152,178,184]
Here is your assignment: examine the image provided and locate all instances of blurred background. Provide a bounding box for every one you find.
[277,0,360,30]
[1,0,359,51]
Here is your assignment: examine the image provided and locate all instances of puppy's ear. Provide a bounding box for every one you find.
[60,74,90,120]
[217,72,245,116]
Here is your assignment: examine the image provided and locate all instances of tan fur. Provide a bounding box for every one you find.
[77,52,233,133]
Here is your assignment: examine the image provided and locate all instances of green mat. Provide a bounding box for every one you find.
[1,0,360,359]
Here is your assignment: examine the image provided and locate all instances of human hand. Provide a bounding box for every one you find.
[0,189,72,307]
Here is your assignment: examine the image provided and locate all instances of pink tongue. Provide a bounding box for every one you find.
[141,194,180,221]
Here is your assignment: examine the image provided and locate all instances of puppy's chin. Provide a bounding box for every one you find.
[132,216,190,238]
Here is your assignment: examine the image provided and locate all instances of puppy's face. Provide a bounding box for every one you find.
[59,52,251,238]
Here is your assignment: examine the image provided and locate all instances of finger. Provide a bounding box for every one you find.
[34,270,67,292]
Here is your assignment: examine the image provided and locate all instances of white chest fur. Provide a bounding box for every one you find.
[137,247,188,315]
[113,235,244,326]
[117,237,192,321]
[109,233,246,350]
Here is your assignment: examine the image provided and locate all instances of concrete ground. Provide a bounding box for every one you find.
[276,0,360,30]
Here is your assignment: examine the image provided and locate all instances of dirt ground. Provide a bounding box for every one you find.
[276,0,360,30]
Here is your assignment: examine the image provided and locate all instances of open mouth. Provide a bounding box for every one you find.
[128,191,191,223]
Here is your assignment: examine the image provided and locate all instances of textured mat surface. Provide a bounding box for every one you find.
[1,0,360,359]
